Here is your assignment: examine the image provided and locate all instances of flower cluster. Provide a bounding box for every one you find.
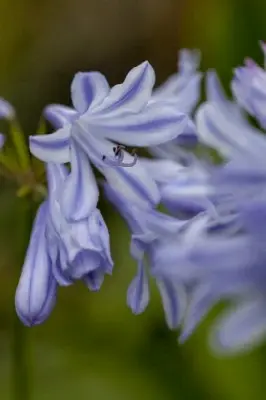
[2,44,266,355]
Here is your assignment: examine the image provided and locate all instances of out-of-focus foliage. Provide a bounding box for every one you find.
[1,0,266,398]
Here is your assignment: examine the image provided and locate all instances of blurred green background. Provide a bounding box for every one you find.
[0,0,266,398]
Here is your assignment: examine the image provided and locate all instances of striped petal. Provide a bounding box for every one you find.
[156,279,187,329]
[44,104,78,128]
[96,61,155,114]
[127,261,150,314]
[60,139,99,221]
[179,283,219,343]
[74,127,160,208]
[196,103,266,158]
[71,72,110,114]
[15,203,57,326]
[29,126,71,163]
[84,102,188,146]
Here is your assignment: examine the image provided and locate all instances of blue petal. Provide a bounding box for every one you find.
[61,139,99,221]
[15,202,57,326]
[0,98,15,119]
[196,103,266,158]
[239,200,266,240]
[139,158,186,183]
[80,101,188,147]
[127,261,150,314]
[153,72,202,114]
[71,72,110,114]
[178,49,201,75]
[68,250,101,280]
[74,127,160,208]
[156,279,186,329]
[175,119,198,147]
[44,104,78,128]
[83,268,105,291]
[96,61,155,114]
[29,126,71,163]
[210,299,266,354]
[179,283,219,343]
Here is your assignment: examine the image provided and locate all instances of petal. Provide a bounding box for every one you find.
[61,139,99,221]
[74,127,160,208]
[178,49,201,75]
[156,279,187,329]
[210,299,266,354]
[96,61,155,114]
[103,160,160,208]
[196,103,266,158]
[239,200,266,240]
[139,158,185,183]
[179,283,219,343]
[15,203,57,326]
[71,72,110,114]
[69,250,101,279]
[175,119,198,147]
[0,97,15,119]
[206,69,228,104]
[44,104,78,128]
[83,268,105,291]
[29,126,71,163]
[80,102,188,147]
[127,261,150,314]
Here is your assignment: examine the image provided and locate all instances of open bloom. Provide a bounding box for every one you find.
[30,62,188,213]
[169,61,266,354]
[15,163,113,326]
[103,181,189,329]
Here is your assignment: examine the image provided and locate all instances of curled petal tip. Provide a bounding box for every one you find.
[0,98,15,119]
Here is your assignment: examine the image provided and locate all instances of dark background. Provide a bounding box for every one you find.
[0,0,266,398]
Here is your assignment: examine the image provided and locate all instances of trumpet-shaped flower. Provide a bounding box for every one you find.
[15,162,113,326]
[30,62,188,212]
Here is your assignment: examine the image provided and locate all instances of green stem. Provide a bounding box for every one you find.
[12,198,34,400]
[9,120,31,171]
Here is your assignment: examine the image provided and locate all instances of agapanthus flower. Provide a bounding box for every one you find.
[15,163,113,326]
[103,181,190,329]
[30,62,188,214]
[161,62,266,354]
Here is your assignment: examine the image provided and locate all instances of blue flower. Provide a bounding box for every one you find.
[231,41,266,129]
[15,163,113,326]
[103,181,188,330]
[30,62,188,212]
[171,63,266,353]
[46,163,113,289]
